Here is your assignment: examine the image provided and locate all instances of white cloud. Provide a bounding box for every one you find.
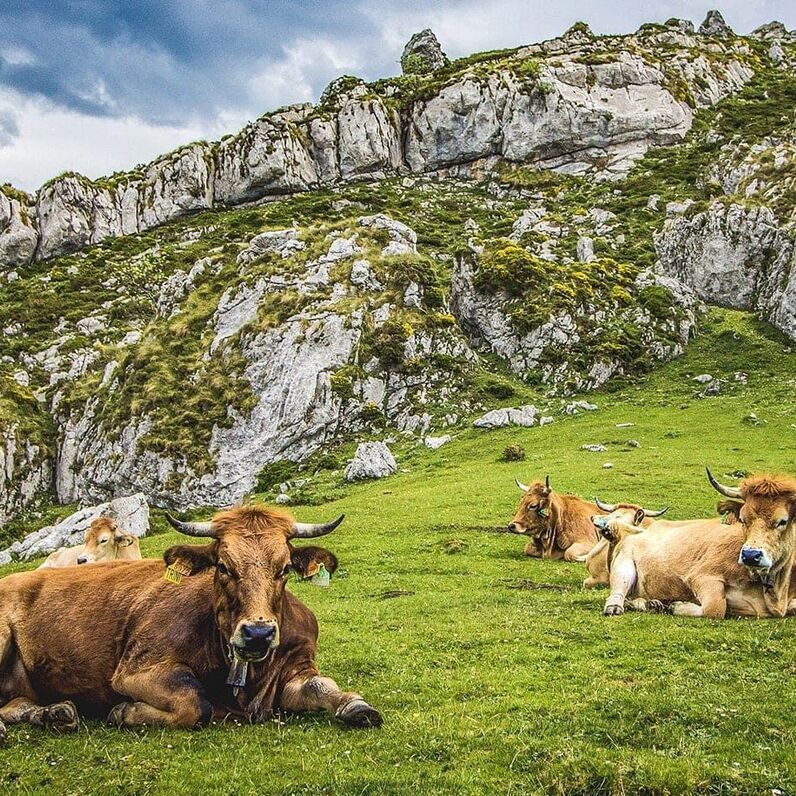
[0,87,219,191]
[0,45,37,66]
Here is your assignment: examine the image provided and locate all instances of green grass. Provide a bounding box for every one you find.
[2,309,796,794]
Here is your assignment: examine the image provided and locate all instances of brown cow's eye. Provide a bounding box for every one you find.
[216,562,229,576]
[777,519,788,528]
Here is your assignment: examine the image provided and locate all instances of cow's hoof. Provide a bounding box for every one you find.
[336,699,383,729]
[107,703,130,728]
[43,701,79,733]
[603,604,624,616]
[647,599,670,614]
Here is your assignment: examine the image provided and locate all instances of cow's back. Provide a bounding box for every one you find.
[38,545,83,568]
[0,560,205,714]
[628,519,746,599]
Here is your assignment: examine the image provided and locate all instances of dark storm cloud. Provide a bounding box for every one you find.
[0,0,385,125]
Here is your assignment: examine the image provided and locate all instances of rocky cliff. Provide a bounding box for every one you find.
[1,11,795,526]
[0,13,764,271]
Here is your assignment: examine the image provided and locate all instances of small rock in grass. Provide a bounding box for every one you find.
[539,416,554,427]
[473,405,538,428]
[602,463,614,469]
[275,494,291,505]
[424,434,451,450]
[582,444,607,453]
[693,374,713,384]
[616,422,635,428]
[627,439,641,448]
[564,401,598,415]
[345,442,397,481]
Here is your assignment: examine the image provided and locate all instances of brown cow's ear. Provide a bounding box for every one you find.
[163,542,217,575]
[290,545,338,579]
[633,508,645,526]
[716,499,743,523]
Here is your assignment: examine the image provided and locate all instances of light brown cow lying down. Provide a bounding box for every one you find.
[38,517,141,569]
[582,499,668,589]
[597,470,796,619]
[508,476,605,561]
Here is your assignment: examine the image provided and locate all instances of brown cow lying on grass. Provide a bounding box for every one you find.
[0,505,381,743]
[595,470,796,618]
[38,517,141,568]
[582,499,669,589]
[508,476,606,561]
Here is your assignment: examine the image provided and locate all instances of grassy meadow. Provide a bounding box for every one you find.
[1,308,796,795]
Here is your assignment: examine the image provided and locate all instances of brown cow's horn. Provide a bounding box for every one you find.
[706,467,742,499]
[644,506,670,518]
[544,475,551,495]
[292,514,345,539]
[594,497,616,512]
[165,513,217,537]
[515,478,530,493]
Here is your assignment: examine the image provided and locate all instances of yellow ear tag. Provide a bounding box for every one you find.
[164,563,190,584]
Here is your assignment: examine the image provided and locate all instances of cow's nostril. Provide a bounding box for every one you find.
[741,548,764,566]
[242,623,275,645]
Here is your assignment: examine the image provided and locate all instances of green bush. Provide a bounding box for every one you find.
[256,460,297,492]
[501,443,526,462]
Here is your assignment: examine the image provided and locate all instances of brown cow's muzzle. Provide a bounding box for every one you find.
[230,620,280,662]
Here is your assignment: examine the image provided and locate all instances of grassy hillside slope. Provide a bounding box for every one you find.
[2,308,795,795]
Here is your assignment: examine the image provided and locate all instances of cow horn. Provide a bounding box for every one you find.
[515,478,530,493]
[643,506,670,518]
[165,513,217,537]
[292,514,345,539]
[543,475,552,495]
[594,497,616,512]
[706,467,742,499]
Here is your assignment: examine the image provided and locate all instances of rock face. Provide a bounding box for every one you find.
[451,252,699,393]
[473,406,539,428]
[0,22,757,269]
[345,442,397,481]
[44,214,478,508]
[655,202,796,339]
[1,17,793,529]
[698,10,733,38]
[0,191,37,269]
[0,493,149,563]
[401,29,448,74]
[0,425,51,524]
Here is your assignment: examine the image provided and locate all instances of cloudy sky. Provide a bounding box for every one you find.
[1,1,794,192]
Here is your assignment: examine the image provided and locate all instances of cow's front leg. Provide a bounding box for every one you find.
[109,663,212,729]
[564,542,595,563]
[0,696,79,733]
[281,674,382,729]
[523,539,543,557]
[603,555,637,616]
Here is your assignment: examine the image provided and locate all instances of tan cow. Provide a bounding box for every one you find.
[508,476,606,561]
[38,517,141,568]
[582,499,668,588]
[599,470,796,619]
